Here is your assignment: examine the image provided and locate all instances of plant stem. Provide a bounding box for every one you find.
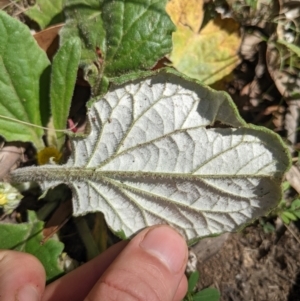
[74,216,100,260]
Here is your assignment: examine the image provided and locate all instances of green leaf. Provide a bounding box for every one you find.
[193,288,220,301]
[262,222,275,234]
[282,181,290,192]
[283,211,298,221]
[278,39,300,58]
[112,228,127,240]
[188,271,200,293]
[11,70,291,242]
[293,211,300,219]
[280,213,290,224]
[60,0,174,94]
[25,0,64,29]
[100,0,174,77]
[290,199,300,210]
[0,211,64,281]
[50,37,81,150]
[0,11,50,149]
[60,0,103,63]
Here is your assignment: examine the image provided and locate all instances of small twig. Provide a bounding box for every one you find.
[284,223,300,245]
[9,0,28,16]
[273,268,300,287]
[0,114,78,134]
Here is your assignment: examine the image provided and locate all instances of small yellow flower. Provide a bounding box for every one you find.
[0,193,7,205]
[0,182,23,214]
[37,147,62,165]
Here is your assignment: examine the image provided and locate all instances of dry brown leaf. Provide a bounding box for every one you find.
[286,165,300,195]
[42,198,72,243]
[34,24,63,60]
[0,145,25,179]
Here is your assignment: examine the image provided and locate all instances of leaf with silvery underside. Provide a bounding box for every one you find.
[11,70,291,242]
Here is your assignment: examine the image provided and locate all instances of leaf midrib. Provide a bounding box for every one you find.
[12,167,279,183]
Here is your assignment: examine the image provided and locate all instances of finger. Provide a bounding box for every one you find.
[85,225,188,301]
[174,275,188,301]
[43,240,128,301]
[0,250,46,301]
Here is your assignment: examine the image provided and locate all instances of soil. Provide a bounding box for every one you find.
[192,222,300,301]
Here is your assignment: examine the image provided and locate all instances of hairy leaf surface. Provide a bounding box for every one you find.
[60,0,174,94]
[50,37,81,150]
[25,0,64,29]
[0,11,50,149]
[11,71,290,241]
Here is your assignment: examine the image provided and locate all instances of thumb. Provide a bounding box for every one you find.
[85,225,188,301]
[0,250,46,301]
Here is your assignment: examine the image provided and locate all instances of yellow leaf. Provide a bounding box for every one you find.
[168,2,241,86]
[166,0,204,33]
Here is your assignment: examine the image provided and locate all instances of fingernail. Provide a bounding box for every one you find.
[16,285,40,301]
[140,226,187,273]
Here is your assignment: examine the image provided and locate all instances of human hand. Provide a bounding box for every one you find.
[0,225,188,301]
